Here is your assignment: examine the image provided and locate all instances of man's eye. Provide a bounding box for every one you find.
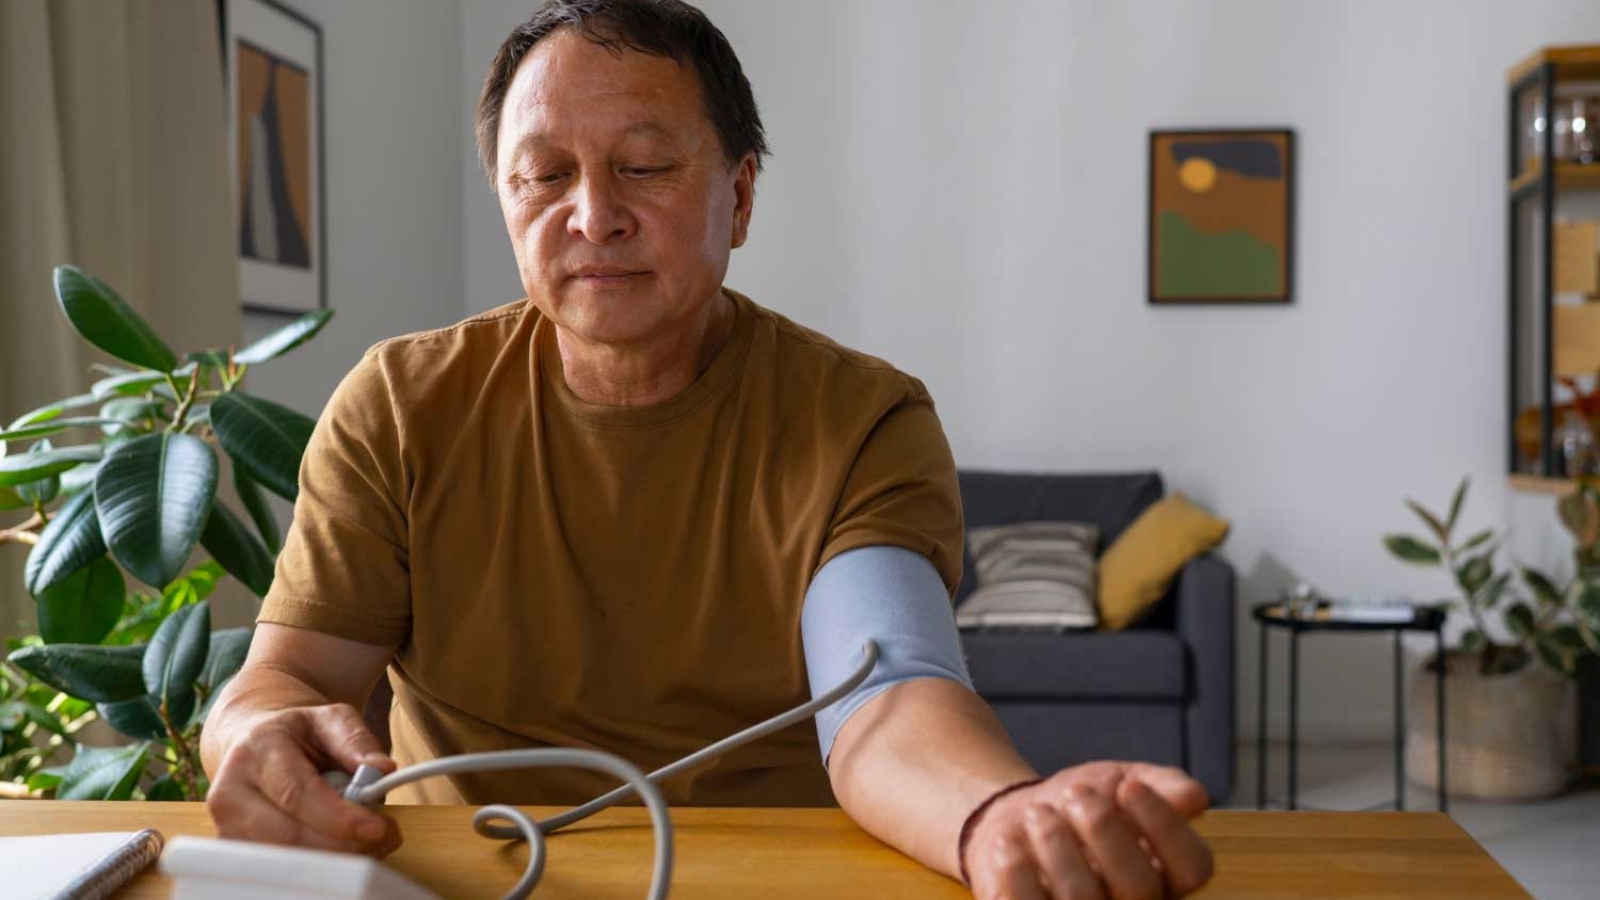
[534,172,567,185]
[623,166,667,177]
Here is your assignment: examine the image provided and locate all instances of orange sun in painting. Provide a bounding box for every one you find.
[1178,157,1218,193]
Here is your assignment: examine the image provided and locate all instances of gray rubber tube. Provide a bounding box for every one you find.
[344,640,880,900]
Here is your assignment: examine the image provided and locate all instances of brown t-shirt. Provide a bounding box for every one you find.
[257,288,964,807]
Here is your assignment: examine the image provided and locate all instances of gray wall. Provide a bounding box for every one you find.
[456,0,1600,742]
[236,0,466,578]
[245,0,465,418]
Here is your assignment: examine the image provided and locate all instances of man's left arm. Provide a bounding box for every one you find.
[803,546,1214,899]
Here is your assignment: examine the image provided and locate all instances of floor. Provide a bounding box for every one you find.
[1227,742,1600,900]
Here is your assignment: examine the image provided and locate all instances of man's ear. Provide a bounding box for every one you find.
[730,153,758,249]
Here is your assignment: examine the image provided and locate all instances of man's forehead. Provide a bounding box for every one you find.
[509,30,693,109]
[507,120,682,157]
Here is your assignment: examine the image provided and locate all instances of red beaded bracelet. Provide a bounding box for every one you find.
[957,777,1045,887]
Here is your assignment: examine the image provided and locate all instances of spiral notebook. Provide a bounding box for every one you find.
[7,829,165,900]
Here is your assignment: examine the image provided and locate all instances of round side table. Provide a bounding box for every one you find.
[1253,600,1449,812]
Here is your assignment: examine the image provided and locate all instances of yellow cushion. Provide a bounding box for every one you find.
[1097,493,1230,631]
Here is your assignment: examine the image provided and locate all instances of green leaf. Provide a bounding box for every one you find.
[25,490,106,596]
[142,600,210,708]
[1460,629,1485,653]
[7,643,147,702]
[199,627,254,691]
[54,265,177,371]
[99,398,166,435]
[1457,556,1493,594]
[1507,601,1536,638]
[1576,581,1600,626]
[210,393,314,501]
[170,560,225,605]
[1477,571,1511,609]
[146,773,185,801]
[23,703,70,739]
[0,701,24,731]
[8,393,98,430]
[233,467,281,553]
[95,432,218,588]
[1406,500,1449,545]
[36,557,125,645]
[200,504,274,597]
[0,417,122,443]
[0,444,101,486]
[58,454,102,497]
[1446,477,1469,533]
[97,694,171,741]
[1535,637,1577,677]
[0,484,28,510]
[26,770,62,794]
[91,370,169,401]
[15,441,61,506]
[186,350,230,370]
[1551,625,1587,650]
[1524,568,1565,608]
[1383,534,1442,565]
[234,310,333,365]
[45,742,148,801]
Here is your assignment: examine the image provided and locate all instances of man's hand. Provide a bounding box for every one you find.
[962,762,1214,900]
[206,702,402,857]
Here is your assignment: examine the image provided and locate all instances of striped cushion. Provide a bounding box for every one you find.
[956,521,1099,631]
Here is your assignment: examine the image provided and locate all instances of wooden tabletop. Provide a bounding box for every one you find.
[0,802,1532,899]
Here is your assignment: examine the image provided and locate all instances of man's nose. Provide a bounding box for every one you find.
[567,172,635,244]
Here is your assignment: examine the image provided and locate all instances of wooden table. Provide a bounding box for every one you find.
[0,802,1533,899]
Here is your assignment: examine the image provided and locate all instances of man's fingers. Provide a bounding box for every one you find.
[1060,785,1164,900]
[1022,803,1105,900]
[212,780,386,856]
[303,704,395,775]
[1117,779,1214,896]
[255,738,393,845]
[969,830,1050,900]
[1123,764,1209,818]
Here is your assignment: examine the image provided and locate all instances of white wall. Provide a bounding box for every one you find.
[244,0,465,418]
[232,0,465,579]
[458,1,1600,747]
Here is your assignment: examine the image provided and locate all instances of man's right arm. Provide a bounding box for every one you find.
[200,623,402,856]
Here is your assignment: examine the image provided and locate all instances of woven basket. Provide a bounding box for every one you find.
[1405,653,1576,800]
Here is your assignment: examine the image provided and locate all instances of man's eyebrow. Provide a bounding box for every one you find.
[507,121,680,162]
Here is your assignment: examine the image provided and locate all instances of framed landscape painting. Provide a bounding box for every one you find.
[221,0,327,315]
[1148,129,1294,305]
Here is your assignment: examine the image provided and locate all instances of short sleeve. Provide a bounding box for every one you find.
[256,349,413,647]
[814,385,965,599]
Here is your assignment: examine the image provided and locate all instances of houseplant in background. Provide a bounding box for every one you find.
[0,265,331,800]
[1383,477,1600,799]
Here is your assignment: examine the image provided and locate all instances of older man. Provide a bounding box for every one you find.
[200,2,1214,897]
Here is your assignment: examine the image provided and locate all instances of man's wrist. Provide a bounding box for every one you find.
[956,777,1044,887]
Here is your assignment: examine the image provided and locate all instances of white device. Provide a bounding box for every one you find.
[163,836,443,900]
[159,641,879,900]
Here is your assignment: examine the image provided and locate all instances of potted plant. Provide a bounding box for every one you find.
[1383,477,1600,799]
[0,265,331,800]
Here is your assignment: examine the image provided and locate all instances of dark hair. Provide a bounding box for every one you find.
[475,0,769,184]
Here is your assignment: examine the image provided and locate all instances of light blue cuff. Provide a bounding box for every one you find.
[801,545,974,769]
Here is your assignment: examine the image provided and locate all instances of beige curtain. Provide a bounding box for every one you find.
[0,0,245,637]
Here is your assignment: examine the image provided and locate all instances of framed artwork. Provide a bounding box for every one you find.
[1148,129,1294,305]
[220,0,326,315]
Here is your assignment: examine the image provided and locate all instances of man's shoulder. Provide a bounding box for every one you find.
[744,295,931,404]
[364,299,534,364]
[338,299,536,414]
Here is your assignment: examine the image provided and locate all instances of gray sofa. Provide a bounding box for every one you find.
[955,470,1237,804]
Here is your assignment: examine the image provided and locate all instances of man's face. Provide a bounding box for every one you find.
[495,29,756,345]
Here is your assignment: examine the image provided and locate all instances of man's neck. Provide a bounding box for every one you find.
[551,291,736,407]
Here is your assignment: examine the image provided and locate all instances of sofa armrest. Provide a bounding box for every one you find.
[1174,553,1236,804]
